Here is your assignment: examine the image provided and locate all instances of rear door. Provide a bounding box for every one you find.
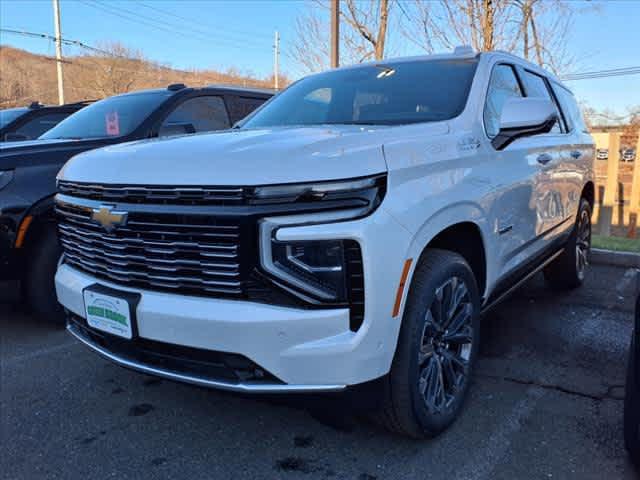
[516,68,573,238]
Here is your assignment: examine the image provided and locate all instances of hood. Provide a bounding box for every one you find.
[0,137,101,170]
[58,126,390,186]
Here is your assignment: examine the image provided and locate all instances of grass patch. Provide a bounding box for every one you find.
[592,234,640,253]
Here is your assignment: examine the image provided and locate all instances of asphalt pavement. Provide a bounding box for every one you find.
[1,264,638,480]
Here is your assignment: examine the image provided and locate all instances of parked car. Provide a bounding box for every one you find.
[622,148,636,162]
[0,84,272,319]
[54,48,594,438]
[625,289,640,465]
[0,101,92,142]
[596,148,608,160]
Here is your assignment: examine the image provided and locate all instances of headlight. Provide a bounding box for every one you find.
[270,240,348,301]
[0,170,14,190]
[251,175,385,207]
[257,175,383,304]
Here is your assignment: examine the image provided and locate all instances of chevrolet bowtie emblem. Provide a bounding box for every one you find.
[91,205,128,232]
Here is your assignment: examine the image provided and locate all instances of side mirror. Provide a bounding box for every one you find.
[4,133,29,142]
[157,122,196,137]
[492,97,558,150]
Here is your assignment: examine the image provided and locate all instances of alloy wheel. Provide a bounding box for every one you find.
[417,276,474,414]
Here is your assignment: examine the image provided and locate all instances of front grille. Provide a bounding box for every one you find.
[58,180,246,205]
[56,200,244,296]
[68,313,282,384]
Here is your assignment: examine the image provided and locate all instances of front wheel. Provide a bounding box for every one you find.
[544,198,591,290]
[23,224,64,324]
[375,249,480,438]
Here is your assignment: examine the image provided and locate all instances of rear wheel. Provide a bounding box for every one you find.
[544,198,591,290]
[375,249,480,438]
[23,224,64,324]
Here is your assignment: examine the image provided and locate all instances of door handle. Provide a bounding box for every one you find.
[537,153,552,165]
[570,150,582,159]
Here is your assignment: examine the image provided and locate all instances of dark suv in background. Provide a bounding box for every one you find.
[0,101,92,142]
[626,289,640,466]
[0,84,273,320]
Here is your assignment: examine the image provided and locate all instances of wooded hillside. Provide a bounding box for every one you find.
[0,44,285,107]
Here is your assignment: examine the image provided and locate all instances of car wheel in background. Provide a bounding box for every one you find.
[544,198,591,290]
[375,249,480,438]
[23,224,64,324]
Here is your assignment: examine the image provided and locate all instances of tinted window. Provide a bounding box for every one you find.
[483,64,523,138]
[522,71,563,133]
[14,112,69,139]
[228,96,268,124]
[160,96,230,136]
[41,92,172,140]
[242,59,479,128]
[552,83,588,133]
[0,108,28,128]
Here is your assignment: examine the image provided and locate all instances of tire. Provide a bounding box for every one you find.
[374,249,481,438]
[625,324,640,465]
[23,224,64,324]
[544,198,591,290]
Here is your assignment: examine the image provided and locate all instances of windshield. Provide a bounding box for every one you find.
[0,108,28,128]
[40,92,172,140]
[242,58,478,128]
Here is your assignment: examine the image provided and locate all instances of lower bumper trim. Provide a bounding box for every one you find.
[67,323,347,394]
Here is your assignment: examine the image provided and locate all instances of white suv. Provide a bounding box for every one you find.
[54,48,594,438]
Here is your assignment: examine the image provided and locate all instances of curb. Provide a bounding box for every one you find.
[591,248,640,268]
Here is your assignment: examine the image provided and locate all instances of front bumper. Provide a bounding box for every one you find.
[55,205,414,390]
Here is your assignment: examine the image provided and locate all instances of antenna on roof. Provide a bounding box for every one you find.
[167,83,187,91]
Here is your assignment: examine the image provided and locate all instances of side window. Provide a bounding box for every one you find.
[521,71,564,133]
[160,96,230,136]
[227,96,267,124]
[483,64,523,139]
[14,112,69,139]
[551,83,589,133]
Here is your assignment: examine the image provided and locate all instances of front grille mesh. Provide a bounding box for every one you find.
[58,181,246,205]
[56,201,243,296]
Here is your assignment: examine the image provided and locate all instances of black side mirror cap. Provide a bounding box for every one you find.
[491,115,557,150]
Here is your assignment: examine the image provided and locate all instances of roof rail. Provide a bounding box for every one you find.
[27,101,44,109]
[167,83,187,91]
[453,45,475,56]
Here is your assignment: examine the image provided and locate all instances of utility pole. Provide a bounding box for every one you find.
[330,0,339,68]
[273,30,280,91]
[52,0,65,104]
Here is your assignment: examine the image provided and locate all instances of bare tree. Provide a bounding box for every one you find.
[401,0,519,53]
[290,0,392,74]
[79,42,146,97]
[401,0,584,74]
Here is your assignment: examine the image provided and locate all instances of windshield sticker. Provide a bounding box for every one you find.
[105,111,120,136]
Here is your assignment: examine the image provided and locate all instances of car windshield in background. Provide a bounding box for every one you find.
[0,108,28,128]
[242,58,479,128]
[40,92,172,140]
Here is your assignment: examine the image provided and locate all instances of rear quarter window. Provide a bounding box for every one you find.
[551,83,589,133]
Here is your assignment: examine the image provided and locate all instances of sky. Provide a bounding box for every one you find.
[0,0,638,116]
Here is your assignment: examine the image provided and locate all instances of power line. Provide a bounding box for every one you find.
[79,0,264,50]
[137,2,273,42]
[561,66,640,81]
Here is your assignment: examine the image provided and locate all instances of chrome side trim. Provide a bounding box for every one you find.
[67,324,347,394]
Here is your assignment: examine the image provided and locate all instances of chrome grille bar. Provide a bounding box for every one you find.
[56,193,245,297]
